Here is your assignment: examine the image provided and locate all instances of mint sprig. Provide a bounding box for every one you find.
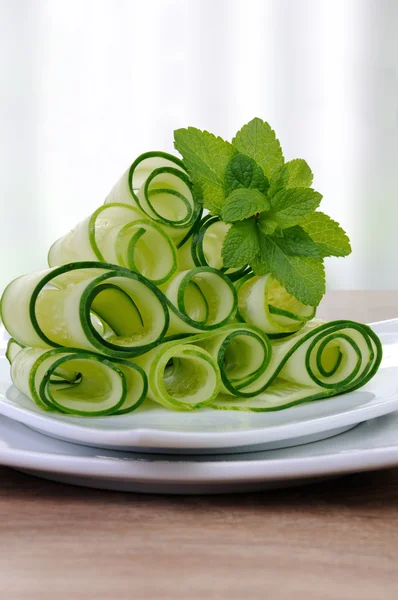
[174,118,351,307]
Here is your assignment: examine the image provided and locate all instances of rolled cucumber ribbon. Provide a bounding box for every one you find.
[6,340,147,416]
[104,151,202,247]
[1,262,170,358]
[185,323,272,396]
[210,319,383,410]
[48,203,178,286]
[161,267,238,337]
[237,273,316,336]
[133,342,220,410]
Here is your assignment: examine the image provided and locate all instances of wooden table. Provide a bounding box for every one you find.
[1,291,398,600]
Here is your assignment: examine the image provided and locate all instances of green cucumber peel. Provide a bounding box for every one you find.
[50,202,179,286]
[209,320,382,409]
[9,345,147,416]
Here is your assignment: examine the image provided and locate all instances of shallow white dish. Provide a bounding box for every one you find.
[1,410,398,494]
[0,319,397,454]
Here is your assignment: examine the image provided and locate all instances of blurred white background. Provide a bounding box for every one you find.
[1,0,398,292]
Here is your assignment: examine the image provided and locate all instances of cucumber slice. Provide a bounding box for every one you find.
[209,319,382,410]
[8,346,147,416]
[49,203,178,286]
[237,274,316,336]
[104,152,202,246]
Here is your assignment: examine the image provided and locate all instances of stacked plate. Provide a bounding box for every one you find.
[0,319,398,494]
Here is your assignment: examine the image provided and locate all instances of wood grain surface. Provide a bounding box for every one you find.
[1,291,398,600]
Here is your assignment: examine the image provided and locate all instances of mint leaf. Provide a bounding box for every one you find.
[222,218,260,268]
[269,187,322,229]
[258,236,325,305]
[232,118,284,179]
[174,127,236,214]
[225,153,268,195]
[300,211,351,257]
[268,159,313,196]
[251,256,270,276]
[221,188,270,223]
[269,226,321,257]
[258,216,278,236]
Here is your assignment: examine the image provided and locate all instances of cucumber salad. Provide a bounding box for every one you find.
[1,119,382,416]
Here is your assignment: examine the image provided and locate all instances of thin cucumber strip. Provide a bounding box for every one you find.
[177,238,196,271]
[104,152,202,246]
[133,342,220,410]
[116,217,177,285]
[161,267,237,338]
[8,345,147,416]
[237,274,316,336]
[105,357,148,415]
[209,319,382,410]
[174,323,272,397]
[189,215,250,281]
[1,262,170,358]
[5,338,25,364]
[49,203,178,286]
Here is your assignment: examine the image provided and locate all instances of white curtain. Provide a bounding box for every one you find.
[1,0,398,292]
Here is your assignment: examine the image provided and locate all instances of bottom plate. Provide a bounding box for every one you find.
[0,411,398,494]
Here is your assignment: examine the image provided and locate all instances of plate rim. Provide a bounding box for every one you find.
[0,388,397,450]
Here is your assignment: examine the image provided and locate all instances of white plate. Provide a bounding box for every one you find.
[1,410,398,494]
[0,319,398,454]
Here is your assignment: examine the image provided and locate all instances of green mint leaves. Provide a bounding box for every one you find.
[174,127,236,214]
[221,188,270,223]
[174,118,351,307]
[268,187,322,229]
[268,159,313,196]
[222,219,260,268]
[299,212,352,258]
[225,153,268,195]
[232,118,284,178]
[258,235,326,306]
